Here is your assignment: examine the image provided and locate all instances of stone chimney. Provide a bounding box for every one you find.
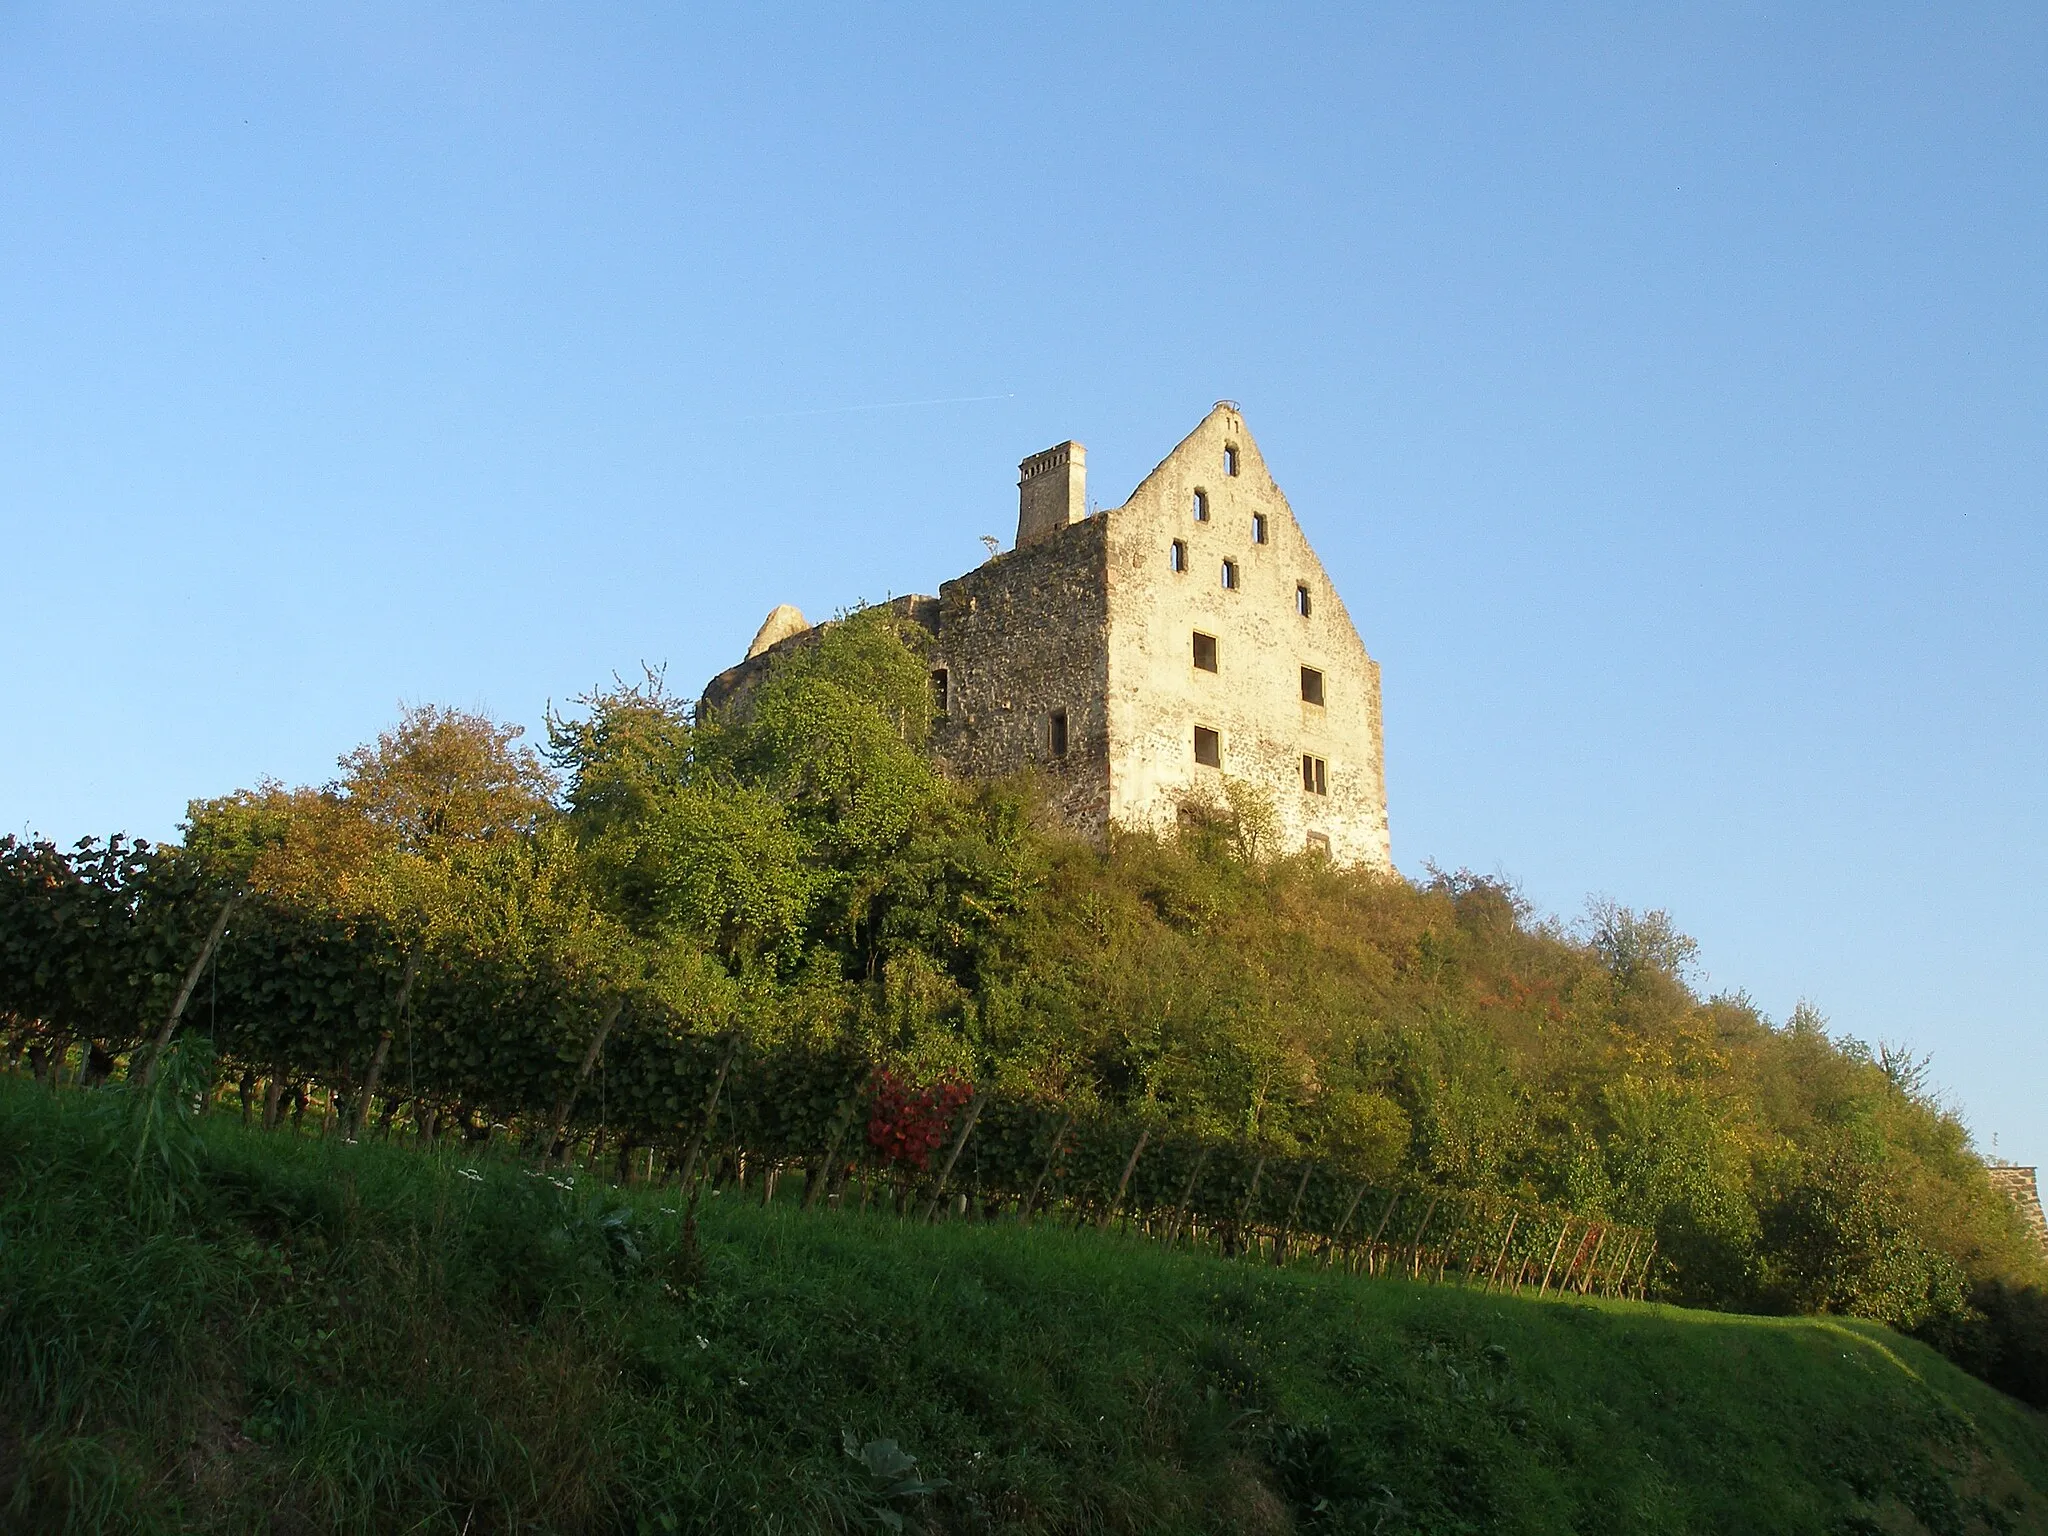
[1016,440,1086,548]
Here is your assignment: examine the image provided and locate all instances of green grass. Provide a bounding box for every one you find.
[3,1073,2045,1534]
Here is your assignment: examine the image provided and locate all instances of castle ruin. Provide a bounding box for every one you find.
[702,404,1392,868]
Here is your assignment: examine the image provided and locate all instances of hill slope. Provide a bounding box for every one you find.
[3,1075,2044,1534]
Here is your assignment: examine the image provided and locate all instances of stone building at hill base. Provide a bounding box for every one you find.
[702,405,1392,869]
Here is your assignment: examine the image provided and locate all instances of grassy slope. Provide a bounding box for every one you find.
[3,1077,2044,1535]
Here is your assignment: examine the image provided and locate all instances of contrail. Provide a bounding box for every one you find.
[732,392,1016,423]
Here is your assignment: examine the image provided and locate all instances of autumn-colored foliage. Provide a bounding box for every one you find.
[867,1071,974,1170]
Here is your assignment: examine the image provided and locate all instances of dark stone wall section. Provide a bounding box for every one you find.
[934,518,1111,835]
[693,536,1110,836]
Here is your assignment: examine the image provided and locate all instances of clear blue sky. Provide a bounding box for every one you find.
[3,6,2042,1163]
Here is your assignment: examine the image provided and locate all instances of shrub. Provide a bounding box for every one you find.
[1914,1278,2048,1410]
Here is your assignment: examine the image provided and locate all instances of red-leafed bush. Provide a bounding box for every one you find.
[867,1071,973,1171]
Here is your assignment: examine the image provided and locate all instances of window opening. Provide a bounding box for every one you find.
[1192,631,1218,672]
[1224,445,1240,476]
[1252,513,1268,545]
[1192,489,1209,522]
[1221,559,1238,591]
[1193,725,1222,768]
[1170,539,1188,573]
[1301,754,1328,795]
[1295,583,1312,617]
[1306,831,1331,858]
[930,668,950,715]
[1300,666,1324,706]
[1049,708,1068,758]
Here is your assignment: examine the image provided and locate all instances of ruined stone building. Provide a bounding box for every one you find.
[702,404,1392,868]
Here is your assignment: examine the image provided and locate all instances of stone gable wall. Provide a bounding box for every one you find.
[1100,406,1392,868]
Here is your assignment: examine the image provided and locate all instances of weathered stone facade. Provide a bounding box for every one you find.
[701,406,1392,868]
[1987,1164,2048,1257]
[933,514,1112,836]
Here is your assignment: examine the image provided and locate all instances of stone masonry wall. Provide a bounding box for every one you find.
[933,517,1111,836]
[1099,405,1391,868]
[697,596,939,720]
[1988,1165,2048,1258]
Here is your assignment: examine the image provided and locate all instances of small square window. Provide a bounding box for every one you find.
[1049,708,1068,758]
[1193,725,1221,768]
[1192,631,1217,672]
[1306,831,1331,858]
[1300,666,1324,706]
[930,667,950,715]
[1224,445,1239,476]
[1221,559,1238,590]
[1171,539,1187,573]
[1192,489,1209,522]
[1301,754,1328,795]
[1252,513,1267,545]
[1295,583,1312,617]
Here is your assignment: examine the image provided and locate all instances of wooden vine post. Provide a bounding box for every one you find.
[1236,1156,1267,1224]
[1484,1211,1520,1292]
[1020,1113,1074,1220]
[543,995,626,1161]
[1098,1126,1152,1230]
[1556,1224,1594,1294]
[1435,1202,1466,1283]
[1555,1224,1598,1295]
[1321,1178,1373,1268]
[1406,1195,1440,1280]
[923,1087,989,1223]
[1574,1226,1609,1295]
[140,890,241,1087]
[350,948,423,1140]
[1538,1218,1576,1297]
[1277,1159,1317,1264]
[1361,1190,1403,1275]
[1605,1233,1642,1298]
[677,1032,744,1194]
[1162,1145,1212,1248]
[805,1099,860,1210]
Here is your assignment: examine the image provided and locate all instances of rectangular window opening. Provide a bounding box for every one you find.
[1252,513,1268,545]
[1295,583,1312,617]
[1170,539,1188,573]
[1193,725,1222,768]
[1192,631,1218,672]
[1300,666,1325,706]
[1306,831,1331,858]
[1224,445,1240,476]
[1302,754,1328,795]
[1221,559,1238,590]
[1192,489,1209,522]
[1049,708,1068,759]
